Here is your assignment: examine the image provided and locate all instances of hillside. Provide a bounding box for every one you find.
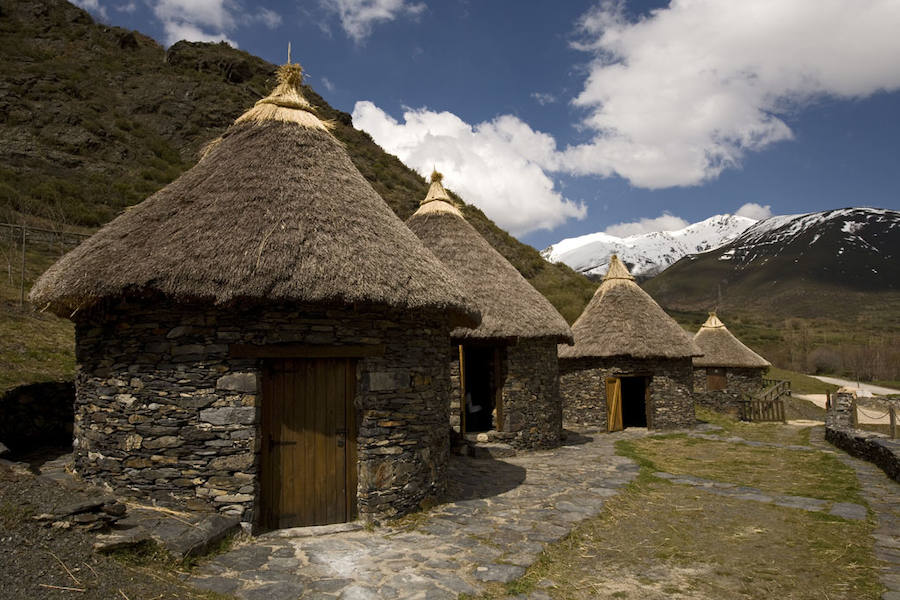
[0,0,595,312]
[643,208,900,381]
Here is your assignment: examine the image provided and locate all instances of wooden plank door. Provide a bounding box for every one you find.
[260,357,357,530]
[606,377,623,432]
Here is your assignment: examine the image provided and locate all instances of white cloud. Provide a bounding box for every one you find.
[320,0,426,43]
[321,77,336,93]
[150,0,281,46]
[531,92,557,106]
[71,0,107,19]
[115,1,137,13]
[735,202,773,221]
[352,101,586,236]
[604,213,689,238]
[562,0,900,188]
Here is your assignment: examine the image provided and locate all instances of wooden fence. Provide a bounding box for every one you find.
[737,379,790,423]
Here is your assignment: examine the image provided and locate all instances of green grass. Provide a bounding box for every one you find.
[767,366,839,395]
[469,431,881,600]
[695,406,813,445]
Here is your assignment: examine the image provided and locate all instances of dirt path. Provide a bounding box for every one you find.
[811,376,900,396]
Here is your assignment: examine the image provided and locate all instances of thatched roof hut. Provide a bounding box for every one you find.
[28,63,481,529]
[30,64,478,327]
[406,173,572,344]
[406,173,572,449]
[559,255,701,360]
[692,313,770,368]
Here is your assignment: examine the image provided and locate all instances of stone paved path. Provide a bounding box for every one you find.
[188,429,642,600]
[810,427,900,600]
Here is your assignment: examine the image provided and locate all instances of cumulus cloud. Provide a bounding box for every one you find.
[151,0,280,47]
[352,101,586,236]
[563,0,900,188]
[735,202,773,221]
[320,0,425,43]
[604,213,689,238]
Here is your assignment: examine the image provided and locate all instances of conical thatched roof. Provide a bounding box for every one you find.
[30,64,480,327]
[692,313,770,368]
[406,173,572,343]
[559,255,701,359]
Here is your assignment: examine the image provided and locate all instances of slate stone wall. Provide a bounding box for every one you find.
[559,356,695,430]
[72,299,453,525]
[692,367,767,413]
[0,381,74,453]
[502,340,561,449]
[447,340,561,449]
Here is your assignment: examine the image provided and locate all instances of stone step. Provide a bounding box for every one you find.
[466,442,516,459]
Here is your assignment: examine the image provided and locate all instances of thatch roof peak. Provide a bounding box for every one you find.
[234,62,327,130]
[693,314,770,368]
[422,174,453,206]
[604,254,635,283]
[559,256,701,359]
[407,187,572,343]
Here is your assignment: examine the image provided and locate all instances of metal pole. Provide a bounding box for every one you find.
[19,225,26,309]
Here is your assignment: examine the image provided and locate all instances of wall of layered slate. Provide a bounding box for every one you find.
[559,356,695,430]
[502,340,561,449]
[73,300,452,525]
[825,389,900,483]
[692,367,767,412]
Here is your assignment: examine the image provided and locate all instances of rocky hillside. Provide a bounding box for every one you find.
[0,0,596,322]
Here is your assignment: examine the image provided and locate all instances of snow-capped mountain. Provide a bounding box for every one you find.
[542,214,757,278]
[643,207,900,317]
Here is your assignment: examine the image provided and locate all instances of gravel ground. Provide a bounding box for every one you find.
[0,461,220,600]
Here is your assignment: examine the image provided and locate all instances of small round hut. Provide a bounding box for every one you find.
[692,313,771,411]
[406,173,573,449]
[30,63,480,531]
[558,255,701,431]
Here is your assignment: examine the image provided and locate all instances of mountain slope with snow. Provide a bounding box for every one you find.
[542,214,757,278]
[643,207,900,318]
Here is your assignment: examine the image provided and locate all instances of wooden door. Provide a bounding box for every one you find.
[707,367,727,391]
[606,377,623,432]
[260,357,357,530]
[493,347,504,431]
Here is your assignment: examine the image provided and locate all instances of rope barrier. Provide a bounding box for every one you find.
[856,406,891,419]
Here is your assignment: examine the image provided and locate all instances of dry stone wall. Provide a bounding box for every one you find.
[825,390,900,483]
[73,299,453,526]
[692,367,767,413]
[559,356,695,430]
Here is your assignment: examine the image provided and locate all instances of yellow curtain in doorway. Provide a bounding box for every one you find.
[606,377,623,432]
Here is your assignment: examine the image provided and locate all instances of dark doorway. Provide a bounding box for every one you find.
[462,346,501,432]
[620,376,648,428]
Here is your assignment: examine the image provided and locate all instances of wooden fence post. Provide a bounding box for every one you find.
[851,397,859,429]
[891,405,897,440]
[19,225,26,309]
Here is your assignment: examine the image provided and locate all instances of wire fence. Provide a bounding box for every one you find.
[0,223,90,308]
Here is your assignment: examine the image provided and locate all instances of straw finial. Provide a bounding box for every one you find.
[603,254,635,282]
[431,169,443,184]
[276,62,303,89]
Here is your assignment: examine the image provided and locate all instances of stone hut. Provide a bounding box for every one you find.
[558,255,701,431]
[29,63,481,531]
[692,313,771,412]
[406,173,573,449]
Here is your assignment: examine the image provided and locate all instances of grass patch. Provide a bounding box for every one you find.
[631,436,863,504]
[768,366,839,395]
[470,435,880,600]
[695,406,813,446]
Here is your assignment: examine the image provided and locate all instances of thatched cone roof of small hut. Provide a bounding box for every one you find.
[559,255,701,359]
[692,313,770,368]
[30,64,479,327]
[406,172,573,343]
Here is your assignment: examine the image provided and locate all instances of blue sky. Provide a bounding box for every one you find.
[75,0,900,250]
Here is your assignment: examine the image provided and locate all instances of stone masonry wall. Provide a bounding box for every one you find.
[73,300,453,525]
[559,356,695,430]
[825,389,900,483]
[502,340,561,449]
[692,367,767,413]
